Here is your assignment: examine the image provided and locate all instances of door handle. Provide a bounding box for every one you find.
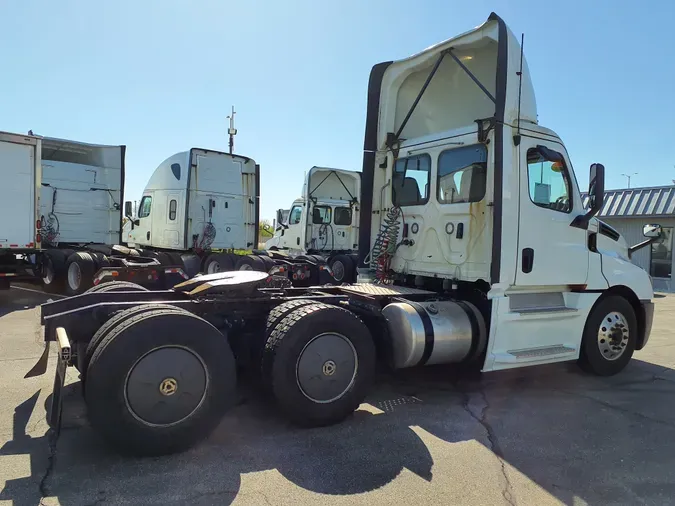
[147,231,151,240]
[522,248,534,273]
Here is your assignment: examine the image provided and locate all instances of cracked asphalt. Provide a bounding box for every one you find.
[1,286,675,505]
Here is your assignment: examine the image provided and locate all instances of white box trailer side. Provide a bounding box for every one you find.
[0,132,41,251]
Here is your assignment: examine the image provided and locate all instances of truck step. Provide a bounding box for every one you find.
[493,345,577,364]
[515,306,578,314]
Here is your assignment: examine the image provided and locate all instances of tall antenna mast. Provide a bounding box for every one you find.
[227,106,237,154]
[516,33,525,137]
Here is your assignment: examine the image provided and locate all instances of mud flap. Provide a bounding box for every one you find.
[49,350,67,435]
[24,342,50,379]
[48,327,71,435]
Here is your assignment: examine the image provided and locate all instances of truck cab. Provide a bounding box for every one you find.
[266,167,360,254]
[360,12,655,373]
[126,148,259,252]
[264,167,361,281]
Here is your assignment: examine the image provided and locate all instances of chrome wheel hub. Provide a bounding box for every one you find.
[67,262,81,290]
[597,311,629,361]
[332,260,345,281]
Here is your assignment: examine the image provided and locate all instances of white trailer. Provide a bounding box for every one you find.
[31,13,660,458]
[265,167,361,282]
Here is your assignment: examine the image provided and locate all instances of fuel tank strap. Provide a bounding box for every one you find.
[406,300,434,366]
[455,300,482,362]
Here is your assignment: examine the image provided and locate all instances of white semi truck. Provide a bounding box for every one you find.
[265,167,361,282]
[31,13,659,458]
[0,131,260,294]
[122,148,260,278]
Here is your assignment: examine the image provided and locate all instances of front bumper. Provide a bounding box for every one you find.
[637,300,655,350]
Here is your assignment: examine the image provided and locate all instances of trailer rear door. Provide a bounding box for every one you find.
[0,135,38,249]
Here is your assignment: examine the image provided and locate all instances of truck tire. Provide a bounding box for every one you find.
[85,281,148,294]
[85,307,236,456]
[42,250,69,293]
[89,252,110,270]
[204,253,234,274]
[309,255,326,264]
[259,300,323,383]
[65,252,97,296]
[81,302,180,383]
[155,252,172,266]
[262,303,376,427]
[166,252,184,267]
[578,295,637,376]
[329,254,354,283]
[235,254,266,272]
[259,255,275,271]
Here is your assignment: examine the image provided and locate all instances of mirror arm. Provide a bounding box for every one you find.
[628,236,660,259]
[570,208,598,230]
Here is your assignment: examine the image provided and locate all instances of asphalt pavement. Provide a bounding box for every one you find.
[1,285,675,505]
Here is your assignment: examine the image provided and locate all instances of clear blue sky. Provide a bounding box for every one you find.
[2,0,674,221]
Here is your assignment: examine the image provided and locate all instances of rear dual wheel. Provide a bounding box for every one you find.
[203,253,235,274]
[262,303,375,427]
[65,252,110,296]
[235,254,274,272]
[84,306,236,456]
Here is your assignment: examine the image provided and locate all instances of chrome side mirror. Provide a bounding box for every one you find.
[643,224,662,238]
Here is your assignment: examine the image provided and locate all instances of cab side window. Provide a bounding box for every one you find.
[138,196,152,218]
[334,207,352,225]
[526,148,572,213]
[437,145,487,204]
[312,206,331,224]
[392,154,430,206]
[288,206,302,225]
[169,199,177,221]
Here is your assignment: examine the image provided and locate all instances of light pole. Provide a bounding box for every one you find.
[621,172,637,188]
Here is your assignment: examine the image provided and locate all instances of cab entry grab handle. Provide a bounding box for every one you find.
[522,248,534,273]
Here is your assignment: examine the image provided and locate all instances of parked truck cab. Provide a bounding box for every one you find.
[265,167,361,281]
[359,12,655,372]
[126,148,259,253]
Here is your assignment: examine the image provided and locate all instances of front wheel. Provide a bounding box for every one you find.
[578,295,637,376]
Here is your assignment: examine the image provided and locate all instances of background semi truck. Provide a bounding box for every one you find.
[0,130,260,294]
[31,12,659,459]
[264,167,361,282]
[123,148,260,279]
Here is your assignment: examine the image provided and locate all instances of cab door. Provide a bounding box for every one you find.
[483,137,592,371]
[282,204,304,249]
[128,193,153,247]
[515,139,589,287]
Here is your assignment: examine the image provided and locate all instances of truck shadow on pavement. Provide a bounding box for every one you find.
[0,287,59,318]
[2,359,675,505]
